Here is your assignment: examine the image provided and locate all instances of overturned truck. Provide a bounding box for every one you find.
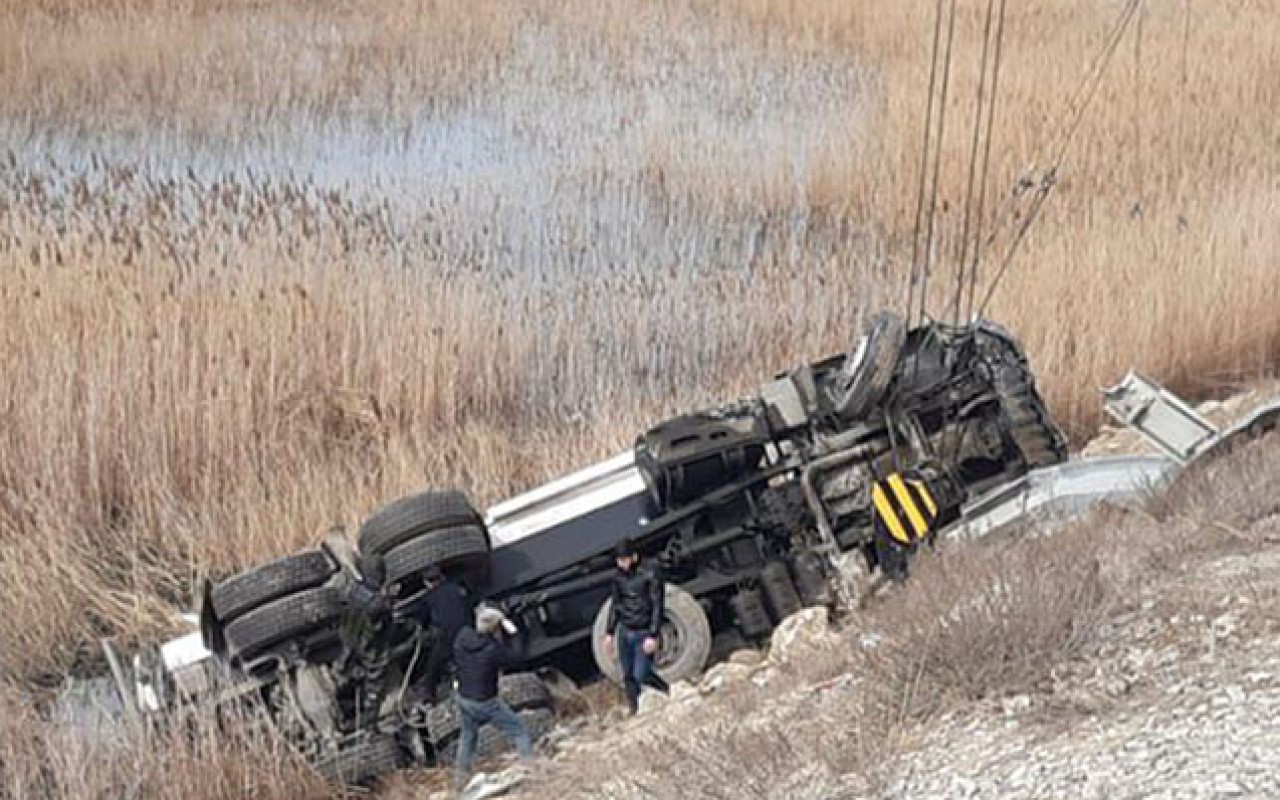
[187,311,1066,781]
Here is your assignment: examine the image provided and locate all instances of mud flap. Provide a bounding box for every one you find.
[198,578,227,657]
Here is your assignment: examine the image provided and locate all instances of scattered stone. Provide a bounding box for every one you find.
[699,662,754,694]
[636,688,667,716]
[727,648,764,667]
[460,765,528,800]
[768,607,833,664]
[1000,694,1031,716]
[669,680,699,704]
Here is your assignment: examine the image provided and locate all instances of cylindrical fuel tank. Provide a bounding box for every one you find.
[761,561,802,621]
[791,550,832,607]
[730,587,771,638]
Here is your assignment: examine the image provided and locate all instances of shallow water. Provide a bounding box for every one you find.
[3,19,873,281]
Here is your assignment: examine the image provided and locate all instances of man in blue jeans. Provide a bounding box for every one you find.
[602,538,669,714]
[451,606,532,790]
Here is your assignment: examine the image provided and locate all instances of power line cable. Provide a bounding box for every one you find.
[952,0,1001,324]
[916,0,960,326]
[905,0,949,324]
[977,0,1143,315]
[964,0,1008,321]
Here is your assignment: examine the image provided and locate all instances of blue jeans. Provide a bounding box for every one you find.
[617,627,668,713]
[454,695,532,786]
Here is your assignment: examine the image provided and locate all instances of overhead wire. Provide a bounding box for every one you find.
[1176,0,1194,207]
[915,0,960,326]
[943,0,1009,466]
[976,0,1144,316]
[1131,0,1145,216]
[951,0,1004,325]
[964,0,1008,322]
[905,0,949,326]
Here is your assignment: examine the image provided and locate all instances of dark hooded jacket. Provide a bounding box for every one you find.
[452,626,526,702]
[410,578,472,645]
[605,561,664,636]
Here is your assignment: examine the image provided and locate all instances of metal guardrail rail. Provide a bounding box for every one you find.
[942,454,1177,541]
[947,374,1280,541]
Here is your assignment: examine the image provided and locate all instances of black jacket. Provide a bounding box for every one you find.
[452,626,526,702]
[410,579,472,644]
[605,562,664,636]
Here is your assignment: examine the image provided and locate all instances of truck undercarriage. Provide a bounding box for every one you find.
[159,310,1070,780]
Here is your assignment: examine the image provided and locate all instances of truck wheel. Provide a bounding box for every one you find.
[359,490,483,557]
[424,700,461,746]
[830,311,907,420]
[311,733,403,785]
[210,551,336,623]
[434,709,556,765]
[993,363,1069,469]
[383,524,490,588]
[591,585,712,686]
[760,561,802,621]
[224,586,345,661]
[423,674,552,746]
[498,672,554,711]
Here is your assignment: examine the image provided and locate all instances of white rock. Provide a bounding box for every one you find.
[769,607,833,664]
[699,662,754,694]
[636,688,668,716]
[460,765,528,800]
[669,680,699,704]
[727,648,764,667]
[1001,694,1031,715]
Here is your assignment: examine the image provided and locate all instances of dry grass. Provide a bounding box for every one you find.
[518,530,1119,799]
[521,435,1280,800]
[0,683,331,800]
[1,0,1279,796]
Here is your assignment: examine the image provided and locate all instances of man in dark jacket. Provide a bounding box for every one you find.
[408,564,472,703]
[338,554,395,728]
[601,538,669,714]
[452,606,533,790]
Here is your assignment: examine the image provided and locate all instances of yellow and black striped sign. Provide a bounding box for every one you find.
[871,472,939,546]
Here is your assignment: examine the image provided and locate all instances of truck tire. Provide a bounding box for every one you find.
[761,561,803,621]
[359,490,482,557]
[224,586,345,661]
[498,672,554,712]
[993,364,1069,469]
[210,551,336,623]
[423,673,552,745]
[435,709,556,765]
[591,585,712,686]
[424,700,461,745]
[831,311,907,420]
[383,524,490,587]
[311,734,403,785]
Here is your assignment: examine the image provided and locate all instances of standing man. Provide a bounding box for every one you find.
[338,553,395,729]
[452,606,533,790]
[601,538,669,715]
[409,564,472,703]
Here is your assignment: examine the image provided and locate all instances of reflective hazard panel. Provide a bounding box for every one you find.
[871,472,940,546]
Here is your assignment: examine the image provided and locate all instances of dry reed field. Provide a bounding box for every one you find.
[1,0,1278,795]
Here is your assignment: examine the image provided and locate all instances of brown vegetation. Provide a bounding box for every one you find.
[521,433,1280,800]
[0,682,333,800]
[0,0,1278,796]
